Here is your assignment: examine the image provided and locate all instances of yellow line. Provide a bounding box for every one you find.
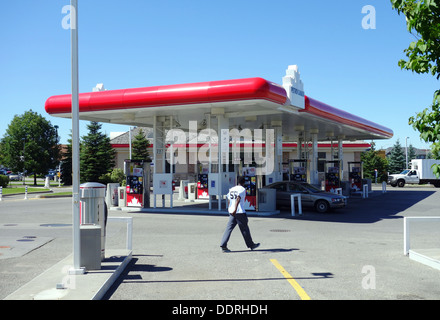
[270,259,311,300]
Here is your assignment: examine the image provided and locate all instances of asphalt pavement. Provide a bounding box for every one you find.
[1,185,440,304]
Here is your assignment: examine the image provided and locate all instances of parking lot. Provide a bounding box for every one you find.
[1,186,440,301]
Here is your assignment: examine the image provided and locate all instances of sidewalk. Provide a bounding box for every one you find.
[4,249,131,300]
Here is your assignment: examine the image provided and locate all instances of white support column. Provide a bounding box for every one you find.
[153,116,157,208]
[264,125,274,183]
[276,126,283,179]
[169,115,174,208]
[208,113,228,211]
[217,115,228,210]
[338,137,344,181]
[153,115,174,208]
[310,132,319,186]
[297,136,302,160]
[208,114,213,210]
[266,122,282,184]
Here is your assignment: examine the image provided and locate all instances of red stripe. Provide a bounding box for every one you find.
[301,96,393,139]
[45,78,287,114]
[111,143,371,148]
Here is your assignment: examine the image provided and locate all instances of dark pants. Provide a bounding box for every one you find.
[220,213,255,248]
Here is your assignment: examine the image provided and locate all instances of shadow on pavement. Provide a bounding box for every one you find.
[279,189,436,224]
[130,189,436,225]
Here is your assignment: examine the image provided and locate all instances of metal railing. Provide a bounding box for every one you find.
[107,217,133,251]
[404,216,440,255]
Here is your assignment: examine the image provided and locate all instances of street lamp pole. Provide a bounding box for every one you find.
[55,125,60,187]
[70,0,84,275]
[405,137,409,170]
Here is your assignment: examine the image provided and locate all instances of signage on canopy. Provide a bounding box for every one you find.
[282,65,305,109]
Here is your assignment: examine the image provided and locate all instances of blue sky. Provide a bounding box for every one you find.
[0,0,438,151]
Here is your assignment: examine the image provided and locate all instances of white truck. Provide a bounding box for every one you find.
[388,159,440,188]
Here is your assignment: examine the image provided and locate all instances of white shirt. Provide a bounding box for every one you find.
[227,185,246,214]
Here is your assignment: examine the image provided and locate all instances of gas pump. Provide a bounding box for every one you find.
[289,159,307,182]
[348,161,363,192]
[124,159,151,207]
[242,167,257,211]
[325,160,341,193]
[197,168,209,199]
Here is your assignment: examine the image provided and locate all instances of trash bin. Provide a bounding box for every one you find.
[80,182,107,261]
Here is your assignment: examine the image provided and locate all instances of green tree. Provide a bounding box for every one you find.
[99,168,126,185]
[387,140,406,173]
[80,121,116,183]
[431,144,440,159]
[110,168,126,185]
[361,142,389,183]
[61,134,73,185]
[407,143,417,163]
[132,129,151,161]
[0,110,60,185]
[391,0,440,176]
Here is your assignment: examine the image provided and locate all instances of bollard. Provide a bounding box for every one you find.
[0,186,2,201]
[291,193,302,216]
[24,185,28,200]
[382,181,387,193]
[362,184,368,198]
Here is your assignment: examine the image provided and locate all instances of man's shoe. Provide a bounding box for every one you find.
[221,246,230,253]
[250,243,260,250]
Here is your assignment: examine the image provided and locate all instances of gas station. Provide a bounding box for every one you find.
[3,64,394,300]
[45,65,393,214]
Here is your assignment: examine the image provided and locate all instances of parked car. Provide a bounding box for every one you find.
[264,181,347,213]
[8,172,23,181]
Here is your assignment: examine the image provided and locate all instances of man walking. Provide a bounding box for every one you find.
[220,176,260,252]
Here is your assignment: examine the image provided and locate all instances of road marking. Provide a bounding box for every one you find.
[270,259,311,300]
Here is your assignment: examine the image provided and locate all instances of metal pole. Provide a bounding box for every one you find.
[129,127,132,160]
[70,0,84,275]
[405,137,409,169]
